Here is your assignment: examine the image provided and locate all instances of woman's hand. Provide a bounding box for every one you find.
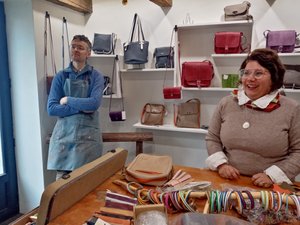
[252,173,273,188]
[217,163,240,180]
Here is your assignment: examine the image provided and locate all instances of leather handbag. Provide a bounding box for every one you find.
[283,64,300,89]
[92,33,116,54]
[141,103,165,126]
[264,30,299,53]
[123,13,149,64]
[124,153,173,186]
[175,98,201,128]
[181,61,214,87]
[153,46,174,68]
[224,1,252,21]
[214,32,244,54]
[163,86,182,99]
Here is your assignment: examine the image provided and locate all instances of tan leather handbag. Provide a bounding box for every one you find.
[175,98,201,128]
[124,153,173,186]
[141,103,165,126]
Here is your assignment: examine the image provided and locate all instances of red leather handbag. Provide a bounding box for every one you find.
[181,61,214,87]
[214,32,243,54]
[163,86,182,99]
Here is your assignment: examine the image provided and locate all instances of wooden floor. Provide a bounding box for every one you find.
[0,214,23,225]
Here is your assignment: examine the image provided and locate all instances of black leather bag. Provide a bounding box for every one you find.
[92,33,116,54]
[123,13,149,64]
[153,47,174,68]
[284,64,300,89]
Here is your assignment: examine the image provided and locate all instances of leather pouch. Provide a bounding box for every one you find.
[92,33,116,54]
[175,98,201,128]
[163,86,182,99]
[124,153,173,186]
[109,111,126,122]
[224,1,252,21]
[141,103,165,126]
[214,32,244,54]
[264,30,298,53]
[181,61,214,87]
[153,46,174,68]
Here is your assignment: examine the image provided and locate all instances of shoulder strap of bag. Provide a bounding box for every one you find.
[163,26,176,88]
[62,16,70,69]
[44,11,57,78]
[129,13,138,43]
[109,55,124,112]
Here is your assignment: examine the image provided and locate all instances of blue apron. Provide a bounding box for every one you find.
[47,77,102,171]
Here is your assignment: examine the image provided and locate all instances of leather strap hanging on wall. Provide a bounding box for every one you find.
[62,16,70,69]
[109,55,126,121]
[44,11,57,94]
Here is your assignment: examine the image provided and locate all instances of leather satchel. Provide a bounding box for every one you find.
[264,30,299,53]
[181,61,214,87]
[123,13,149,64]
[92,33,116,55]
[283,64,300,89]
[153,46,174,68]
[124,153,173,186]
[224,1,252,21]
[214,32,244,54]
[141,103,165,126]
[163,86,182,99]
[175,98,201,128]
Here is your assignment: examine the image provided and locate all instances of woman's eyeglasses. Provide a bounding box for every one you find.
[239,69,269,79]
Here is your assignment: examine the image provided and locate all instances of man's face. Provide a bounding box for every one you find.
[70,40,91,63]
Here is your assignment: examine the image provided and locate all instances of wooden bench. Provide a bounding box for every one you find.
[102,132,153,155]
[47,132,154,156]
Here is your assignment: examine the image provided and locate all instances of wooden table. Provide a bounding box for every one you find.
[46,166,296,225]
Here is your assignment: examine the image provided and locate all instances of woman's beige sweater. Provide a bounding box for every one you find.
[206,94,300,180]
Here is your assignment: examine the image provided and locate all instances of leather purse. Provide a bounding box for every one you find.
[181,61,214,87]
[175,98,201,128]
[214,32,244,54]
[141,103,165,126]
[153,46,174,68]
[283,64,300,89]
[163,86,182,99]
[224,1,252,21]
[123,13,149,64]
[264,30,299,53]
[124,153,173,186]
[92,33,116,54]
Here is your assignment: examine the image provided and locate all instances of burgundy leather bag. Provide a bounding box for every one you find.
[163,87,182,99]
[181,61,214,87]
[264,30,298,53]
[214,32,244,54]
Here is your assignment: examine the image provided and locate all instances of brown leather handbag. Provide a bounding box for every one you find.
[175,98,201,128]
[124,153,173,186]
[141,103,165,126]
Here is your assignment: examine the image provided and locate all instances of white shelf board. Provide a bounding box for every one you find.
[120,68,175,73]
[182,87,234,92]
[90,54,116,58]
[177,20,253,30]
[133,122,208,134]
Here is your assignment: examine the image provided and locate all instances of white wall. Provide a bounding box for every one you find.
[4,0,300,213]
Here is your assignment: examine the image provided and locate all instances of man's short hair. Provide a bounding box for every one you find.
[72,35,92,50]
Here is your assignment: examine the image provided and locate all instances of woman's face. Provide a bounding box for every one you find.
[241,60,272,100]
